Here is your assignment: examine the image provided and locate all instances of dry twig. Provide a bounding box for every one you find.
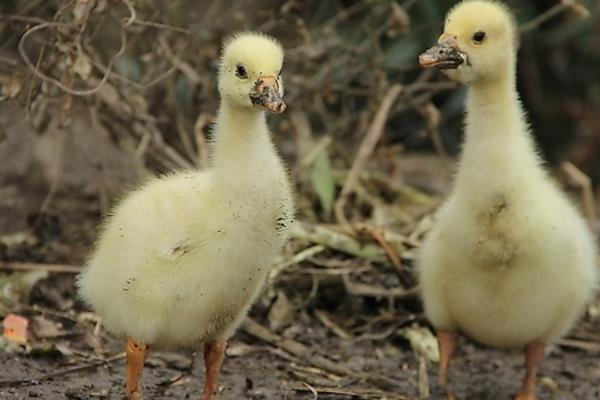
[335,84,404,228]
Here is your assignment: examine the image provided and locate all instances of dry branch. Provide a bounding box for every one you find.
[0,261,80,274]
[335,84,404,227]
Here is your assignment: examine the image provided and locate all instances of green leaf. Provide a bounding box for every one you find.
[309,150,335,215]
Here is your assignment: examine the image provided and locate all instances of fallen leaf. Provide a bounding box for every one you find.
[2,313,28,344]
[268,290,294,332]
[540,376,559,392]
[398,325,439,362]
[226,341,256,357]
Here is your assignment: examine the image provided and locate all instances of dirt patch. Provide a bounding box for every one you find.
[0,320,599,399]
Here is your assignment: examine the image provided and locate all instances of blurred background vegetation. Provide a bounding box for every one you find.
[0,0,598,262]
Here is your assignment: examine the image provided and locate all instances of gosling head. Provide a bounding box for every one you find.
[219,32,286,114]
[419,0,518,85]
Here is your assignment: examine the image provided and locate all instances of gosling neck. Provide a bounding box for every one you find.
[456,62,540,187]
[211,102,274,175]
[466,64,519,132]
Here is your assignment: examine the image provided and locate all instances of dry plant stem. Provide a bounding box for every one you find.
[290,222,388,264]
[18,0,133,97]
[515,341,545,400]
[201,340,227,400]
[314,309,351,339]
[244,317,404,393]
[0,261,80,273]
[159,36,200,84]
[421,102,449,169]
[519,0,587,33]
[301,381,319,399]
[176,115,199,165]
[363,225,412,287]
[152,129,195,169]
[558,338,600,352]
[342,274,419,299]
[132,18,190,34]
[242,317,353,376]
[194,113,213,169]
[289,363,343,383]
[0,353,125,387]
[17,0,184,95]
[561,161,597,225]
[300,135,333,168]
[25,29,46,115]
[268,244,326,285]
[289,382,410,400]
[335,84,403,228]
[126,338,148,400]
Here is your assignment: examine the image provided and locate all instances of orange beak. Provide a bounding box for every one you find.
[249,75,286,114]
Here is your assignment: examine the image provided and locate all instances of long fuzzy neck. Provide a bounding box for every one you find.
[210,102,280,182]
[454,67,543,191]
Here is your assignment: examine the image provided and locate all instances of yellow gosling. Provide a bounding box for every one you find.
[418,2,597,400]
[77,32,294,400]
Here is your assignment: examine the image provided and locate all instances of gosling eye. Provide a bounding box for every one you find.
[235,64,248,79]
[472,31,486,44]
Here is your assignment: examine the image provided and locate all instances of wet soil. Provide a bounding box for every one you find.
[1,156,598,400]
[0,322,599,400]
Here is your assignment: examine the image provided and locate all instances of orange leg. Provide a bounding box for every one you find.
[515,341,545,400]
[437,330,458,400]
[200,340,227,400]
[126,338,148,400]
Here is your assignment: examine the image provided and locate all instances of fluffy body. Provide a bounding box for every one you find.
[77,33,293,349]
[418,0,597,349]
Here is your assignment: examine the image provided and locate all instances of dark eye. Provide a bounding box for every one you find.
[472,31,486,44]
[235,64,248,79]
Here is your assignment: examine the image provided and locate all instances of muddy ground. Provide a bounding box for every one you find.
[1,323,599,400]
[1,312,600,400]
[1,166,599,400]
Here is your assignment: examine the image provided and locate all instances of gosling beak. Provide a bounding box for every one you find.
[249,75,286,114]
[419,36,465,70]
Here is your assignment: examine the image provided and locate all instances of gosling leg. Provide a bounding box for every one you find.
[515,341,545,400]
[437,330,458,400]
[200,340,227,400]
[126,338,148,400]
